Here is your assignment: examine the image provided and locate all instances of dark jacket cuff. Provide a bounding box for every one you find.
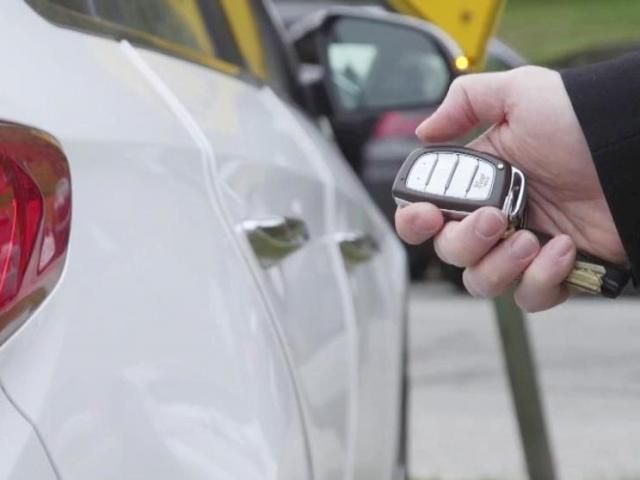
[562,52,640,281]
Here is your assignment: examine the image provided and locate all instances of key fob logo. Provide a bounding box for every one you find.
[473,172,491,189]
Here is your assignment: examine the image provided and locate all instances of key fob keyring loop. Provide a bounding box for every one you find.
[392,145,631,298]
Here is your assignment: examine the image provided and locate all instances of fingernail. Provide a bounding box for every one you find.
[550,235,574,259]
[474,210,505,239]
[509,232,538,260]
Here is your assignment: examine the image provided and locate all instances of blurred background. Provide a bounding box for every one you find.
[500,0,640,67]
[274,1,640,479]
[396,2,640,480]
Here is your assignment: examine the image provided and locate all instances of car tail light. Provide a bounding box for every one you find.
[373,111,425,140]
[0,123,71,342]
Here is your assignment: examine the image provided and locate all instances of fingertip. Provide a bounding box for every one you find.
[515,284,570,313]
[415,120,428,140]
[416,73,510,144]
[508,230,540,262]
[462,268,485,298]
[547,234,576,261]
[513,234,576,312]
[473,207,508,240]
[395,203,444,245]
[433,207,506,268]
[414,112,454,143]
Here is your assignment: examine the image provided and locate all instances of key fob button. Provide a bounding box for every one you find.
[425,153,457,195]
[445,155,478,198]
[466,160,495,200]
[405,153,437,191]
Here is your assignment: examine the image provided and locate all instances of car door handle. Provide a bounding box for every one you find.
[240,216,309,268]
[335,232,379,267]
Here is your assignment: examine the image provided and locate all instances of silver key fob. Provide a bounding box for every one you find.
[392,145,526,229]
[392,145,631,298]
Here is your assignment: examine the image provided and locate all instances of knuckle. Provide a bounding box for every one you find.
[451,73,478,91]
[509,66,557,94]
[448,75,467,93]
[512,65,540,77]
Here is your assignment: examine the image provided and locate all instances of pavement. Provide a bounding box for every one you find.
[407,281,640,480]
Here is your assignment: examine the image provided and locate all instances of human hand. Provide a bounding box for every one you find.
[395,66,625,311]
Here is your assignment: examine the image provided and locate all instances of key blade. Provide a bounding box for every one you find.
[566,265,604,295]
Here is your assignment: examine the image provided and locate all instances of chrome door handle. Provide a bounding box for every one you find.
[335,232,379,267]
[240,216,309,268]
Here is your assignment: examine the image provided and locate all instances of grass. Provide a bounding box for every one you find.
[498,0,640,64]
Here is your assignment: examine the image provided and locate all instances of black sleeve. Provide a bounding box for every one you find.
[562,52,640,282]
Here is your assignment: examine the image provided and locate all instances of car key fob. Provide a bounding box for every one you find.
[392,145,631,298]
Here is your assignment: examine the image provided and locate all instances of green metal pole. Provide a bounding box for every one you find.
[493,293,557,480]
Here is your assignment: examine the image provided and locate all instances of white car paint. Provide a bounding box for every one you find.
[0,2,407,479]
[0,387,57,480]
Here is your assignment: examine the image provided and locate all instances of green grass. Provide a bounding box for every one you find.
[498,0,640,64]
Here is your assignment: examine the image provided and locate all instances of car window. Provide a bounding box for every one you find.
[328,44,378,110]
[26,0,244,72]
[327,18,451,110]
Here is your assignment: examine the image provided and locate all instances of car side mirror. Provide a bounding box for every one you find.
[291,8,466,118]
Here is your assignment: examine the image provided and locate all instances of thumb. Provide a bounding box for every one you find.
[416,72,512,143]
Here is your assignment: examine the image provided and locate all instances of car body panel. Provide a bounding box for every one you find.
[0,3,310,479]
[349,235,406,479]
[280,90,409,480]
[287,100,409,480]
[130,46,358,480]
[0,388,58,480]
[0,1,408,479]
[132,36,407,478]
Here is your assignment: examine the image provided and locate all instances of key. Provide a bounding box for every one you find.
[392,145,631,298]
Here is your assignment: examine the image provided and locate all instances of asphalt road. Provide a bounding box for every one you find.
[407,282,640,480]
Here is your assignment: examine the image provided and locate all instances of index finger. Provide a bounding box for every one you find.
[395,202,444,245]
[416,72,511,143]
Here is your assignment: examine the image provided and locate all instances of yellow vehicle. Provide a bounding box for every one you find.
[387,0,506,69]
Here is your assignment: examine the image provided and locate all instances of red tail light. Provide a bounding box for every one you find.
[373,111,425,140]
[0,123,71,341]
